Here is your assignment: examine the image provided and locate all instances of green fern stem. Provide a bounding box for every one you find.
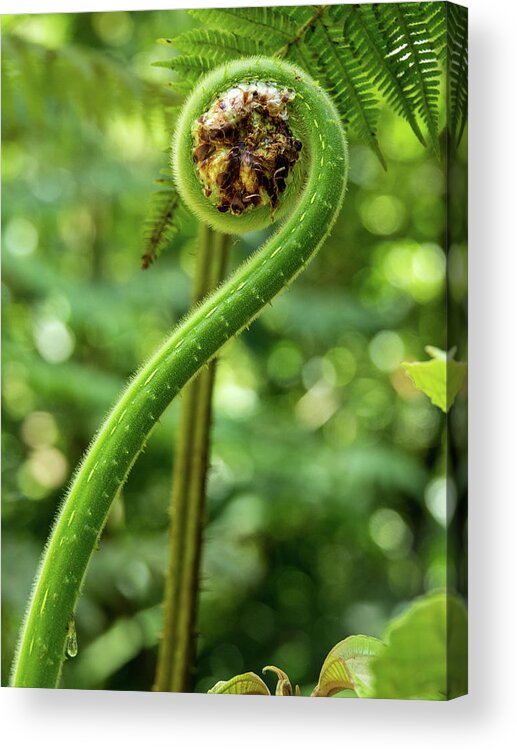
[11,57,348,688]
[154,226,229,692]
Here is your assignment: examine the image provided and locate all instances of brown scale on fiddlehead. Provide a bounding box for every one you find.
[192,82,302,216]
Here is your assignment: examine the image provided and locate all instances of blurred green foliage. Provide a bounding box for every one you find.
[1,9,467,693]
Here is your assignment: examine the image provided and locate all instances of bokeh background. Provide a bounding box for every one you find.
[1,9,467,692]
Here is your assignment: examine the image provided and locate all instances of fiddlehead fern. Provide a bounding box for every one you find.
[11,57,348,689]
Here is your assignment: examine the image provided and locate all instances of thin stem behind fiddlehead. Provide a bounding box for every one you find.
[12,57,348,688]
[154,226,229,693]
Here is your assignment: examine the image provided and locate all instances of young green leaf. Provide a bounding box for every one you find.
[311,634,385,698]
[208,672,271,696]
[402,346,467,413]
[263,665,298,696]
[372,592,468,700]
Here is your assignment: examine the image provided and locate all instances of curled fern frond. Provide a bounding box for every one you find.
[151,2,456,179]
[12,57,348,689]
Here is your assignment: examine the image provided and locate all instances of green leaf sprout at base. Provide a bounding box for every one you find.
[402,346,467,413]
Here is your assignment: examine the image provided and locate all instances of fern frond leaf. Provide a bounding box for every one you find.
[446,3,468,145]
[188,7,296,48]
[275,5,330,59]
[421,1,447,62]
[160,29,263,61]
[142,178,181,269]
[307,18,386,168]
[156,53,215,79]
[286,40,320,83]
[375,2,442,155]
[342,4,426,146]
[280,5,317,25]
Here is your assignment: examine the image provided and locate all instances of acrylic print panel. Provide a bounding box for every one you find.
[2,2,467,698]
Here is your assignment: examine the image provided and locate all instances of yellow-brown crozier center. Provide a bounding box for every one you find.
[192,82,302,216]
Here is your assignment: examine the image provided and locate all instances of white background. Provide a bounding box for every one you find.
[1,0,516,748]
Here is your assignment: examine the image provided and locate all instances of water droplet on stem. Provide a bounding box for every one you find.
[66,619,78,658]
